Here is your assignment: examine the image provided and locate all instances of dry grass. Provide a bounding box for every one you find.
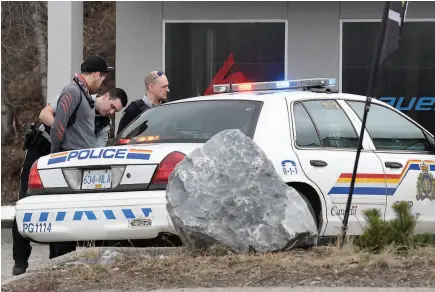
[3,241,435,292]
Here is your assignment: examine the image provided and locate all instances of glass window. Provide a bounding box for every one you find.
[299,100,359,149]
[347,101,430,151]
[165,22,286,101]
[114,100,263,144]
[293,102,321,148]
[342,21,435,135]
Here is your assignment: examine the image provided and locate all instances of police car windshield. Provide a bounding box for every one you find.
[114,100,263,145]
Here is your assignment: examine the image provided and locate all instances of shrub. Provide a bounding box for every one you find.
[356,201,433,252]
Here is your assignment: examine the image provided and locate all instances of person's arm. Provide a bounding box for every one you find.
[39,96,59,127]
[50,87,81,153]
[95,125,110,147]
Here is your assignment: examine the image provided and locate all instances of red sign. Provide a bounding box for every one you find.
[203,52,248,95]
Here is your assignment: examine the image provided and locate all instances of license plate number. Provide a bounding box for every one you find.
[23,222,52,233]
[82,169,112,189]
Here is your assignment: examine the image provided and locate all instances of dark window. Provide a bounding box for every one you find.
[293,102,321,147]
[347,101,431,151]
[115,100,263,144]
[295,100,358,149]
[342,21,435,135]
[165,22,286,101]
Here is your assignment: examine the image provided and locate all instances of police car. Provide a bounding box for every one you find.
[15,78,435,245]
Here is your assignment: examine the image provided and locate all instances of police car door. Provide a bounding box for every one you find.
[290,99,387,236]
[345,101,435,234]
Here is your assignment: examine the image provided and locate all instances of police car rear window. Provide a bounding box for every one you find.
[115,100,263,144]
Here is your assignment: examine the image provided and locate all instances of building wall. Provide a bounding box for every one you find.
[115,1,434,131]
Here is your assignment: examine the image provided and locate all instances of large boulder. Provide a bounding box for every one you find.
[166,129,318,253]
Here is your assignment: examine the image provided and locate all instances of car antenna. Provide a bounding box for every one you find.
[229,82,234,93]
[196,84,201,96]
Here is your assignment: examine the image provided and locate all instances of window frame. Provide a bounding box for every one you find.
[290,99,361,152]
[339,18,435,93]
[163,19,288,100]
[345,100,433,154]
[163,19,289,79]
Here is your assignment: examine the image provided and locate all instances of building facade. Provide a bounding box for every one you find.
[48,1,435,134]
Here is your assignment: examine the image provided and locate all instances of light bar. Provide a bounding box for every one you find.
[212,78,337,94]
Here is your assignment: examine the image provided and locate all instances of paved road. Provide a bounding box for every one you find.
[1,228,49,282]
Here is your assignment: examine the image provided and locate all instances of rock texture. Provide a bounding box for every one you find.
[166,129,318,253]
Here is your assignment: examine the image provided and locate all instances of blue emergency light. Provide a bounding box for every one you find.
[212,78,337,94]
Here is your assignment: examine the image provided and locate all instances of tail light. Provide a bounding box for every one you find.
[28,160,43,190]
[150,151,186,186]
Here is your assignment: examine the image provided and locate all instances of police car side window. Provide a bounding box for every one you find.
[293,102,321,147]
[347,101,430,151]
[294,100,359,149]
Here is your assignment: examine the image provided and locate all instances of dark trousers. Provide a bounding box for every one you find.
[50,147,77,258]
[12,138,58,266]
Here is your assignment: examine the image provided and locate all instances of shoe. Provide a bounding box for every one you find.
[12,263,28,276]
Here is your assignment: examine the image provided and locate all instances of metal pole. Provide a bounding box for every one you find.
[339,1,391,248]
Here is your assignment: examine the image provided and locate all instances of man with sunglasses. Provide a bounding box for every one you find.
[117,70,169,135]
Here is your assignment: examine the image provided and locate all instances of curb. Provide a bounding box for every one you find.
[1,205,15,229]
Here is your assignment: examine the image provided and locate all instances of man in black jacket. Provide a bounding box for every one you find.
[117,71,169,135]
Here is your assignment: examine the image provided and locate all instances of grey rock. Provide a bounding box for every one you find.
[166,129,318,253]
[100,249,121,266]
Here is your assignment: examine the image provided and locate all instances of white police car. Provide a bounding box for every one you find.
[15,78,435,244]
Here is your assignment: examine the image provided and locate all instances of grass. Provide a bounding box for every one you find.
[4,241,433,292]
[3,201,435,292]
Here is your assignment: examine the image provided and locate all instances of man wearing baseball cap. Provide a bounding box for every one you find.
[49,55,119,258]
[50,55,116,153]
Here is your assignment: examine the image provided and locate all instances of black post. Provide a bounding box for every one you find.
[339,1,391,247]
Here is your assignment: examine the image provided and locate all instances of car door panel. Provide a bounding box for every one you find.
[376,154,435,233]
[346,100,435,234]
[289,99,387,237]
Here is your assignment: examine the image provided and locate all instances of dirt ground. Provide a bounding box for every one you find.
[2,244,435,292]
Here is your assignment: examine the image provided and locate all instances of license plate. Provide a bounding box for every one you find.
[82,169,112,190]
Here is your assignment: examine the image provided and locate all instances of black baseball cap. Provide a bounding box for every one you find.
[81,55,115,73]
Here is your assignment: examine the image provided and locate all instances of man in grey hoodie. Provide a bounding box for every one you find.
[49,55,121,258]
[50,56,120,153]
[11,86,128,276]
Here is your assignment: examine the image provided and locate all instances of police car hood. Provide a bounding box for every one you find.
[37,143,201,169]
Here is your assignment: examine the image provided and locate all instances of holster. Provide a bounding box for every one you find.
[33,132,52,155]
[22,123,38,151]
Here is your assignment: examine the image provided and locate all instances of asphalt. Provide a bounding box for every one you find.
[1,228,49,282]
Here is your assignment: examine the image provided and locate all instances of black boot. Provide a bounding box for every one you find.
[12,262,28,276]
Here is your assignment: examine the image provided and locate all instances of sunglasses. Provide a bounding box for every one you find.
[152,71,165,80]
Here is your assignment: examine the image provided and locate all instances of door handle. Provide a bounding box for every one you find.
[385,161,403,169]
[310,160,327,167]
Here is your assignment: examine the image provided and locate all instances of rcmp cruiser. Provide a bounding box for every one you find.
[14,78,435,248]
